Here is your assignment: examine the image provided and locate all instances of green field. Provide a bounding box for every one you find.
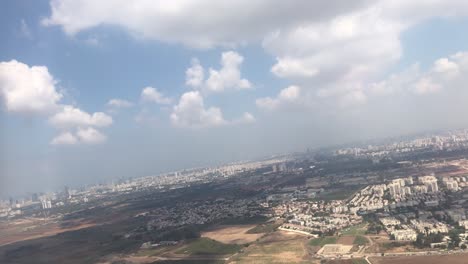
[316,186,362,201]
[154,260,225,264]
[341,223,367,236]
[232,231,308,264]
[352,259,368,264]
[246,221,282,234]
[175,238,241,255]
[309,236,337,246]
[353,236,368,245]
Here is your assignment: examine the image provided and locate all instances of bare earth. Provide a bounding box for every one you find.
[201,225,264,244]
[370,254,468,264]
[229,230,311,264]
[336,236,355,245]
[0,218,96,247]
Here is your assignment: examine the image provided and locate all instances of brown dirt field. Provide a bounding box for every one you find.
[229,230,311,263]
[336,236,355,245]
[0,218,96,246]
[370,254,468,264]
[201,225,264,244]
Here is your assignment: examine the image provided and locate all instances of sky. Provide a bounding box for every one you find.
[2,0,468,197]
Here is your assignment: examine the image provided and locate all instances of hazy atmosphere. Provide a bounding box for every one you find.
[3,0,468,197]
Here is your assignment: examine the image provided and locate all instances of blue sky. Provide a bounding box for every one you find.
[2,0,468,197]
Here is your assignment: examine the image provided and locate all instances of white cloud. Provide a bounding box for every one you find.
[205,51,252,92]
[256,85,302,111]
[50,131,78,145]
[42,0,468,107]
[170,91,226,128]
[0,59,112,145]
[412,78,441,95]
[431,57,459,77]
[141,86,171,104]
[185,58,204,88]
[49,105,113,129]
[265,7,403,85]
[43,0,367,48]
[185,51,252,93]
[76,127,107,144]
[51,127,106,145]
[0,60,62,114]
[234,112,256,124]
[107,98,133,108]
[271,57,319,78]
[368,51,468,97]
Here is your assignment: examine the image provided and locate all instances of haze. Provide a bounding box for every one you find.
[2,0,468,197]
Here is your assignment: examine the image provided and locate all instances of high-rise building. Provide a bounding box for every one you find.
[419,175,439,193]
[405,176,413,185]
[388,182,401,199]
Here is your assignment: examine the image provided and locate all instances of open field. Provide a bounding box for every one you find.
[340,223,367,236]
[353,236,368,245]
[309,236,337,246]
[317,244,353,255]
[246,220,283,234]
[0,218,96,247]
[336,236,355,245]
[370,254,468,264]
[201,225,264,244]
[229,230,311,264]
[175,238,242,256]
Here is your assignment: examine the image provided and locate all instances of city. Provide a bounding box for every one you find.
[3,130,468,263]
[3,1,468,263]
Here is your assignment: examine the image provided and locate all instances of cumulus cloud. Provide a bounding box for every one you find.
[256,85,302,111]
[368,51,468,97]
[107,98,133,108]
[265,7,403,85]
[0,60,112,146]
[271,57,319,78]
[205,51,252,92]
[263,1,468,105]
[50,131,78,145]
[233,112,256,124]
[51,127,107,145]
[170,91,226,128]
[76,127,107,144]
[42,0,468,107]
[43,0,368,48]
[185,58,204,88]
[140,86,171,104]
[185,51,251,93]
[49,105,113,129]
[0,60,62,114]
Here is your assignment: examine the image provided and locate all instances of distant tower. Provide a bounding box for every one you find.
[64,186,71,199]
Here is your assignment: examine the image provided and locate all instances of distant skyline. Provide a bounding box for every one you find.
[2,0,468,196]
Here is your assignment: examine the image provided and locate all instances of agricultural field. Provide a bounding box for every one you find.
[353,236,368,245]
[309,236,337,246]
[340,223,367,236]
[370,254,468,264]
[246,220,283,234]
[201,225,264,244]
[336,236,355,245]
[175,238,242,256]
[229,230,312,264]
